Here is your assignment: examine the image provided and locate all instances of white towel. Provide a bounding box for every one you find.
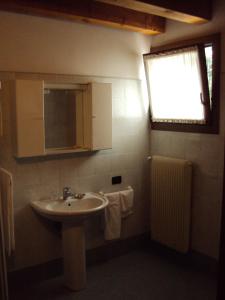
[104,192,121,240]
[0,168,15,257]
[120,188,134,218]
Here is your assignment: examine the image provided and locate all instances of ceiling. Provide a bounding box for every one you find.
[0,0,212,35]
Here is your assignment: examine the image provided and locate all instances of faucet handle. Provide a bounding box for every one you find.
[63,186,70,193]
[63,186,74,200]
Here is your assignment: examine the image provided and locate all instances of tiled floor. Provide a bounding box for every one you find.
[9,249,217,300]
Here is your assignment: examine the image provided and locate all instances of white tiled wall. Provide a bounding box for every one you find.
[0,73,150,270]
[150,0,225,258]
[150,130,224,258]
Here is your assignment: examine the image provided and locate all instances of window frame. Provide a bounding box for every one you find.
[143,33,221,134]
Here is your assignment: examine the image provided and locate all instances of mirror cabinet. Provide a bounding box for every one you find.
[13,79,112,158]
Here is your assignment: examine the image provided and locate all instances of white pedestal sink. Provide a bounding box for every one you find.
[30,192,108,291]
[62,223,86,290]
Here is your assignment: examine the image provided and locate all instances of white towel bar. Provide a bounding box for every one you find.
[99,186,133,195]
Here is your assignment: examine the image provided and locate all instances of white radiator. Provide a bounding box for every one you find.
[151,155,192,253]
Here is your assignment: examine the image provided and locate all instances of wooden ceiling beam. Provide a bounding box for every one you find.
[0,0,165,35]
[96,0,212,24]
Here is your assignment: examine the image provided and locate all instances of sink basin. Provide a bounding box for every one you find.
[31,192,108,222]
[30,191,108,291]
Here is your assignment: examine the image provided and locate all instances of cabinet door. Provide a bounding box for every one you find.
[75,90,84,148]
[91,83,112,150]
[15,80,45,157]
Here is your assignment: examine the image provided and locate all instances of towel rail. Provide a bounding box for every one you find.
[99,185,133,195]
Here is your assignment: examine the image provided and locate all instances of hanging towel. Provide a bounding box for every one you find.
[104,192,121,240]
[120,188,134,218]
[0,168,15,257]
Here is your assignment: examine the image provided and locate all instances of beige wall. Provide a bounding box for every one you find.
[150,0,225,258]
[0,11,150,79]
[0,12,151,270]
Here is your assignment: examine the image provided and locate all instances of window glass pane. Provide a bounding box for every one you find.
[204,45,213,101]
[145,46,205,123]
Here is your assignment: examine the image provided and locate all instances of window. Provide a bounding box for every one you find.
[143,33,220,133]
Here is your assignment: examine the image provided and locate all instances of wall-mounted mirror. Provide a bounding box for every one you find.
[44,83,86,152]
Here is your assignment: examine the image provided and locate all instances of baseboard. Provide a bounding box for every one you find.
[8,233,218,288]
[8,233,149,288]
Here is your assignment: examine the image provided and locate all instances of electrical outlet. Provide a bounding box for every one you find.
[112,176,122,185]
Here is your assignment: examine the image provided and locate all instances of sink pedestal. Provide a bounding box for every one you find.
[62,223,86,291]
[30,192,108,291]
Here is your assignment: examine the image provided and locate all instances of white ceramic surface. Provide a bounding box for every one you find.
[30,192,108,222]
[30,192,108,290]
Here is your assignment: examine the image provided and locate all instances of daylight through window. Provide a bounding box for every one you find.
[143,34,220,133]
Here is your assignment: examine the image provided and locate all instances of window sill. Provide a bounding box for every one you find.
[151,121,219,134]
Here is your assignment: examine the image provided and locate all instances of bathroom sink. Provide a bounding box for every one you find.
[30,191,108,291]
[30,192,108,222]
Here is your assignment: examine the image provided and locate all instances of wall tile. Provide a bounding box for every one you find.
[0,74,150,270]
[150,118,224,258]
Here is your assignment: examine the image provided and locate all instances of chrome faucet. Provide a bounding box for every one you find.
[63,187,85,200]
[63,187,75,200]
